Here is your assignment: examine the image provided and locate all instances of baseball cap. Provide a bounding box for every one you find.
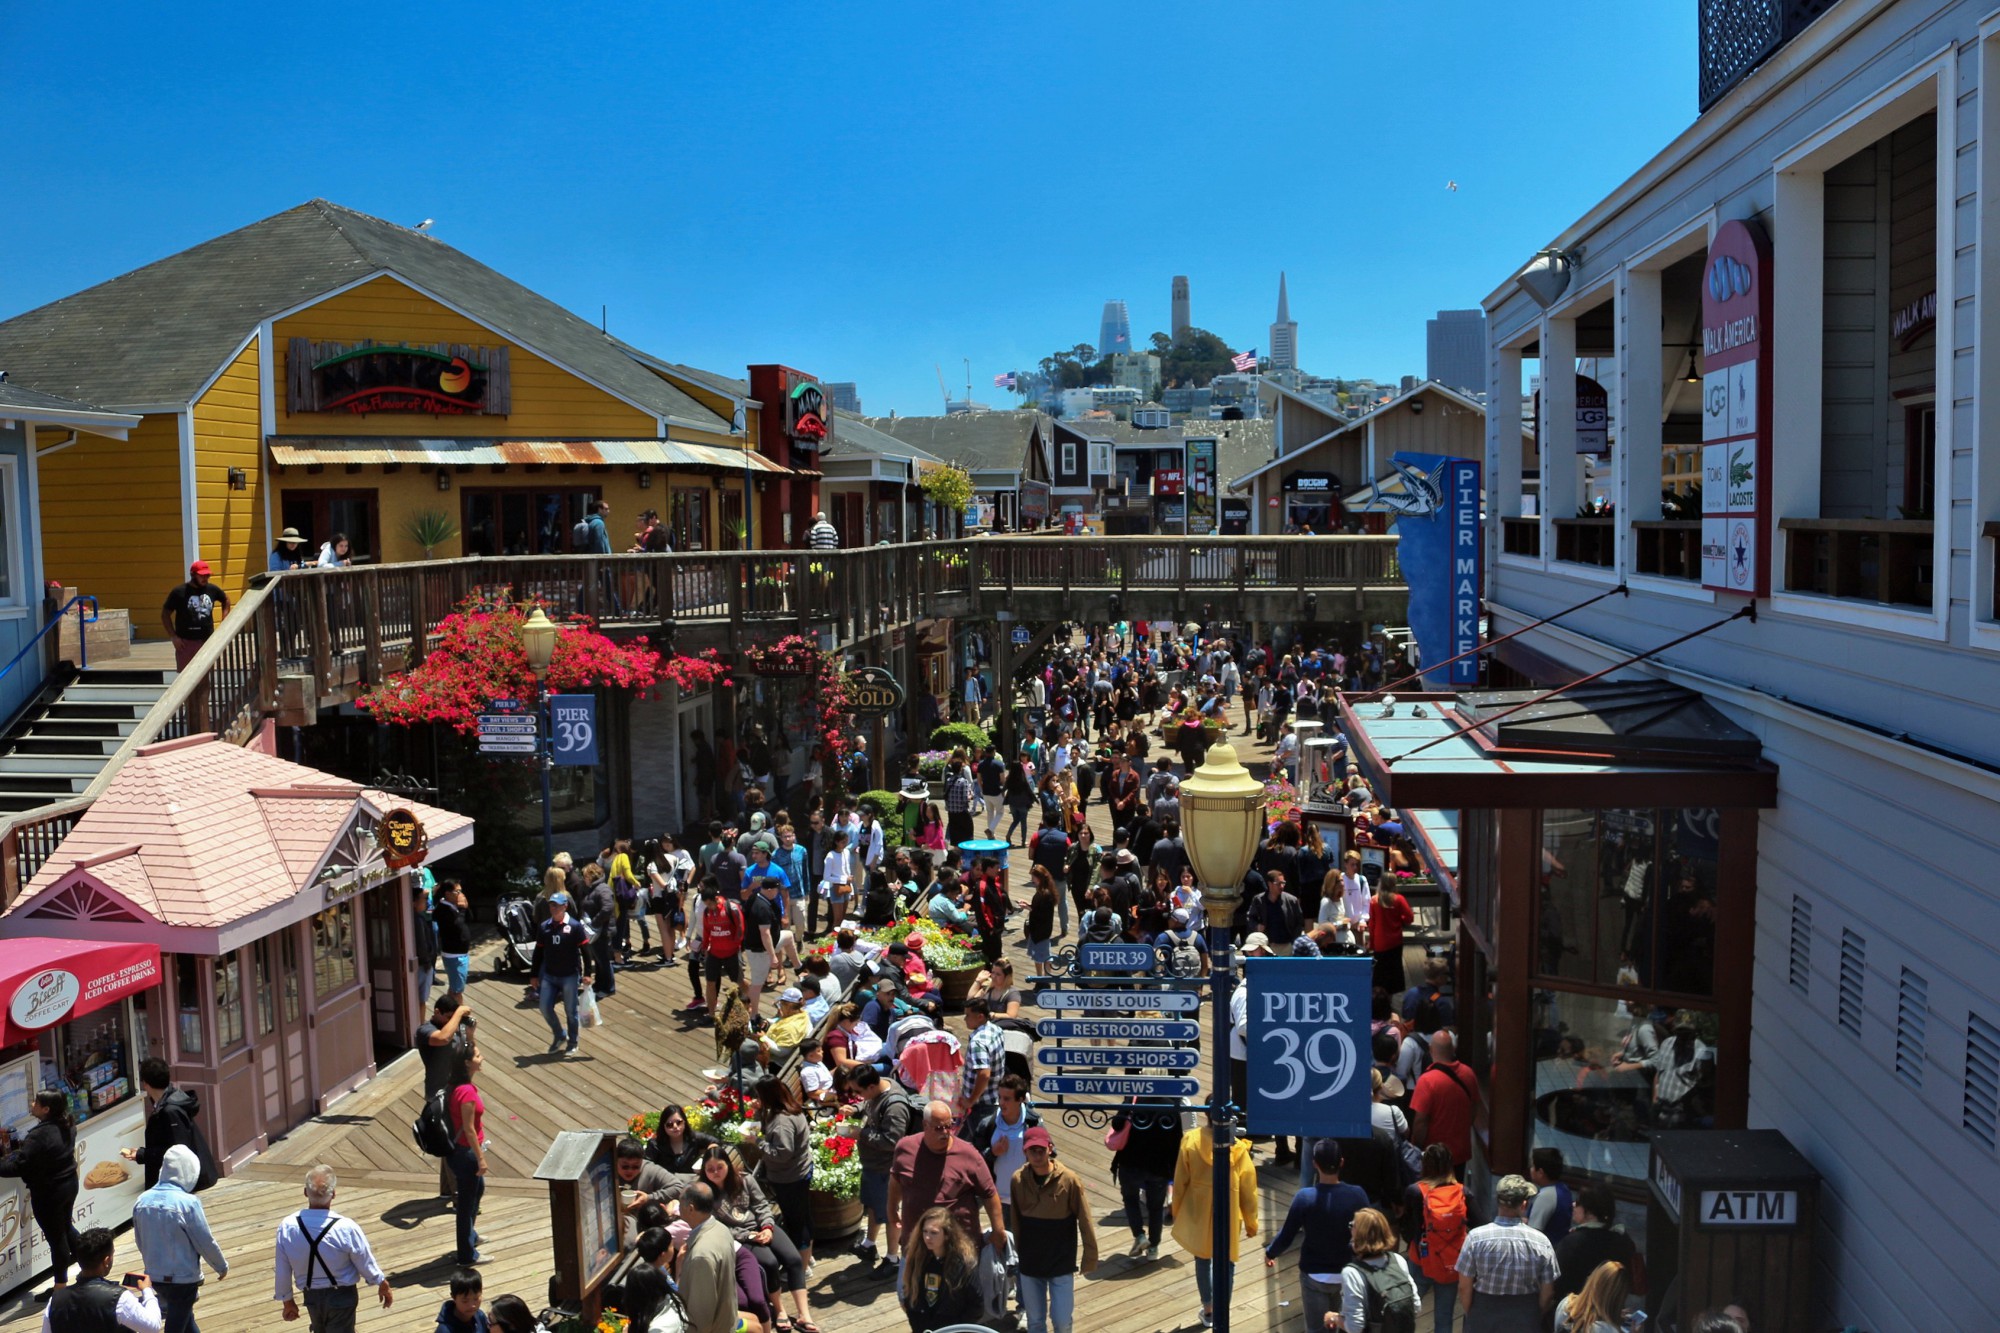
[779,987,803,1004]
[1170,908,1191,927]
[1242,932,1271,954]
[1023,1127,1053,1150]
[1495,1174,1538,1204]
[548,892,571,907]
[189,559,212,575]
[750,812,767,831]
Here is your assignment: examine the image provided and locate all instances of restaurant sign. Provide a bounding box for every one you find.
[374,807,430,870]
[288,338,513,416]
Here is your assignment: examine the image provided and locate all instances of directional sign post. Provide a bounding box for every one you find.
[479,697,538,756]
[1037,1075,1201,1099]
[1036,1046,1198,1069]
[1036,1019,1200,1042]
[1034,988,1201,1012]
[1075,942,1158,973]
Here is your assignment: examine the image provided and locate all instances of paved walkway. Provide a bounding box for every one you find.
[0,720,1445,1333]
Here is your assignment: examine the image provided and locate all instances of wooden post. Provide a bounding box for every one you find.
[361,574,384,686]
[311,577,334,695]
[1488,807,1538,1176]
[1713,807,1760,1127]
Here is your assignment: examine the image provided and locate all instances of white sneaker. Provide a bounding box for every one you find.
[1127,1236,1147,1258]
[1146,1243,1159,1262]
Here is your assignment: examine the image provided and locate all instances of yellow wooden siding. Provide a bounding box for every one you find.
[40,414,185,635]
[192,337,264,606]
[273,276,658,438]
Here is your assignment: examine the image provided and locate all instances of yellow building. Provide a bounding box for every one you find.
[0,200,783,629]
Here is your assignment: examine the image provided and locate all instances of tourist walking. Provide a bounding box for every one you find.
[446,1044,488,1266]
[1553,1182,1640,1309]
[854,1065,917,1267]
[1109,1096,1181,1261]
[1264,1139,1370,1333]
[1453,1174,1558,1332]
[1409,1031,1480,1173]
[807,511,840,550]
[900,1206,984,1332]
[754,1078,817,1281]
[0,1091,80,1295]
[432,879,475,996]
[272,1164,393,1330]
[1010,1126,1097,1333]
[1401,1142,1476,1333]
[43,1227,161,1333]
[1171,1122,1258,1329]
[531,892,594,1054]
[160,559,229,671]
[1339,1207,1421,1332]
[131,1145,226,1333]
[889,1100,1008,1259]
[120,1058,215,1189]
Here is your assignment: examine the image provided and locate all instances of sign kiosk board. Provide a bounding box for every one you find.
[1699,219,1774,596]
[535,1129,626,1327]
[1647,1130,1820,1332]
[1242,956,1372,1137]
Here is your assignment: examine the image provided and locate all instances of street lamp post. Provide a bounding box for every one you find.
[1178,740,1267,1333]
[521,606,560,869]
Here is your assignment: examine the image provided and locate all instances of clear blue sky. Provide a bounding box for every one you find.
[3,2,1696,419]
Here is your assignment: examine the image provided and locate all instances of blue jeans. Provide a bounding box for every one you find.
[448,1143,484,1262]
[154,1280,202,1333]
[1118,1169,1171,1245]
[540,972,580,1045]
[1412,1268,1456,1333]
[1017,1271,1074,1333]
[442,953,471,995]
[1194,1256,1213,1310]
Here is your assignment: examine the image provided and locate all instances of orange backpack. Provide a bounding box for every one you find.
[1412,1180,1467,1283]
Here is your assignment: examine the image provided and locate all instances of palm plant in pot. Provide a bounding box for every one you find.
[405,509,460,559]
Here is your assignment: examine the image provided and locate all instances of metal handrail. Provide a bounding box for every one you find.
[0,595,97,688]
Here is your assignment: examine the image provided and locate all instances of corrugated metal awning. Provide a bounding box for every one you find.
[268,437,790,473]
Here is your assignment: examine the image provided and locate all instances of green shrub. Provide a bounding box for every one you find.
[930,722,990,753]
[857,789,902,819]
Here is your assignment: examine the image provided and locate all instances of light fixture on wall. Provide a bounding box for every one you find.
[638,468,652,489]
[1516,247,1581,309]
[226,467,248,491]
[1408,398,1425,415]
[436,469,451,492]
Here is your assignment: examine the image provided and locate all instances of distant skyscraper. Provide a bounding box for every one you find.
[827,381,862,414]
[1098,299,1132,357]
[1171,276,1190,340]
[1425,309,1487,395]
[1268,273,1298,371]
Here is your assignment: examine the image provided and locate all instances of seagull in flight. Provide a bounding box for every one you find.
[1446,181,1459,192]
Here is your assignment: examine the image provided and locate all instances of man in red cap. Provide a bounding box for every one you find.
[1009,1125,1097,1333]
[162,561,230,727]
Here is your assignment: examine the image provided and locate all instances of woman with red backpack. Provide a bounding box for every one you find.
[1400,1142,1483,1333]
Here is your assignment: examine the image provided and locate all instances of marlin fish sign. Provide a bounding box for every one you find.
[1390,452,1483,687]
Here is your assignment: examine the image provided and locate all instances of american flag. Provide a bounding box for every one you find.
[1231,349,1258,372]
[993,372,1017,389]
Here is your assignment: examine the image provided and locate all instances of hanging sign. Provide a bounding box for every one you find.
[1700,219,1773,596]
[1034,988,1201,1012]
[1186,436,1218,534]
[1390,453,1483,687]
[374,807,430,869]
[844,666,905,719]
[1035,1046,1199,1069]
[550,695,598,766]
[288,338,511,416]
[1037,1074,1201,1098]
[1243,956,1373,1137]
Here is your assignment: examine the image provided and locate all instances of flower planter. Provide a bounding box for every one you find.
[938,964,982,1008]
[808,1188,864,1240]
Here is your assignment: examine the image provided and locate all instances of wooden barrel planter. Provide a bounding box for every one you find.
[809,1188,864,1240]
[937,964,982,1009]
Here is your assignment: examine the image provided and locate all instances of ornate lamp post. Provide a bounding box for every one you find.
[1178,739,1267,1333]
[521,606,560,868]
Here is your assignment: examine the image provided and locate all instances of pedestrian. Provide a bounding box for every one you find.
[1010,1126,1098,1333]
[446,1043,488,1266]
[1401,1142,1474,1333]
[854,1065,916,1267]
[160,559,229,670]
[1527,1148,1574,1244]
[1338,1207,1421,1332]
[119,1058,214,1189]
[272,1164,393,1331]
[889,1100,1008,1262]
[609,838,648,959]
[899,1207,983,1332]
[581,863,618,998]
[1409,1030,1480,1173]
[131,1145,226,1333]
[0,1091,79,1296]
[1552,1260,1632,1333]
[1108,1095,1180,1263]
[1263,1138,1370,1333]
[531,892,593,1054]
[1552,1182,1639,1310]
[432,879,474,996]
[978,745,1007,839]
[944,757,978,859]
[754,1078,816,1282]
[1171,1121,1258,1329]
[1024,865,1059,967]
[41,1227,161,1333]
[968,1073,1040,1229]
[1370,871,1415,994]
[676,1181,740,1333]
[807,510,840,550]
[1454,1173,1558,1332]
[433,1269,487,1333]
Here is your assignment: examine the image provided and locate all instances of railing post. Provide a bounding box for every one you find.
[256,597,279,717]
[406,569,428,667]
[361,573,384,685]
[311,576,334,695]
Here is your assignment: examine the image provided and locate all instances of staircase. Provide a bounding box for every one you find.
[0,667,177,814]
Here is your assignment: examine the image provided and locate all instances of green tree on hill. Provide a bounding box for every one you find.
[1148,328,1242,387]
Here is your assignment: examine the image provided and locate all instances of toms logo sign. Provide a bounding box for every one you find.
[1698,1189,1797,1227]
[9,969,80,1031]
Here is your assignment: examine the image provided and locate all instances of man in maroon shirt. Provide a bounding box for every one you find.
[1371,879,1417,993]
[1410,1030,1481,1172]
[887,1099,1009,1257]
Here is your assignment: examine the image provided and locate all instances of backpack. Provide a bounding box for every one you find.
[571,518,592,546]
[1082,910,1121,945]
[1412,1180,1467,1283]
[413,1088,456,1158]
[1161,930,1204,978]
[1356,1258,1419,1333]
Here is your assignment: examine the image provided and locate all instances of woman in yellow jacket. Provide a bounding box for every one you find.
[1171,1122,1259,1329]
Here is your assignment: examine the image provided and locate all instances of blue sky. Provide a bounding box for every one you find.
[3,2,1696,418]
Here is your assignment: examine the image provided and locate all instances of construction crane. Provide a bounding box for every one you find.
[935,363,951,411]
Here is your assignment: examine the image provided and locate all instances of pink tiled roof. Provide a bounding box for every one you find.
[14,736,474,929]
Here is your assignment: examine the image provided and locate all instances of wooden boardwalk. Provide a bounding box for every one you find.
[0,724,1441,1333]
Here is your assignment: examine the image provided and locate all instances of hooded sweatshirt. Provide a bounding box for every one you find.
[134,1085,206,1189]
[1009,1157,1099,1279]
[1169,1126,1259,1262]
[131,1145,227,1283]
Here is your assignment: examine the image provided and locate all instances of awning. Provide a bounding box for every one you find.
[268,437,791,473]
[0,939,160,1048]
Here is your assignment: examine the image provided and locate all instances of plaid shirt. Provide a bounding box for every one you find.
[965,1021,1006,1103]
[1456,1217,1559,1296]
[945,770,977,814]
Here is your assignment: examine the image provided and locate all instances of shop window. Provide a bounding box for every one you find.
[460,488,600,556]
[1538,808,1718,996]
[1531,988,1719,1188]
[280,489,379,563]
[44,1006,139,1125]
[214,954,245,1051]
[313,901,359,996]
[175,954,204,1057]
[281,930,302,1024]
[1458,809,1498,952]
[719,491,747,549]
[253,939,276,1038]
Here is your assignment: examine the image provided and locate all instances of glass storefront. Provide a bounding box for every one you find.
[1539,807,1719,995]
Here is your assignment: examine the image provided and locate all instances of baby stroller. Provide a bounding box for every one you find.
[495,894,539,975]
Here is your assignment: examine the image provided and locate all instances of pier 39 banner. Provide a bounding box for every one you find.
[1243,956,1372,1137]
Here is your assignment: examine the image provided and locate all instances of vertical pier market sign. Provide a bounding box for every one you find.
[288,338,514,416]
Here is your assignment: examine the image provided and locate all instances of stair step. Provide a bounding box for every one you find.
[9,737,123,758]
[75,669,175,687]
[0,774,91,794]
[0,794,78,814]
[44,702,152,722]
[0,754,112,776]
[21,720,137,740]
[61,684,170,705]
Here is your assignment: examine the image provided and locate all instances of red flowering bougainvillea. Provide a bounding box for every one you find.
[359,594,718,733]
[743,634,854,779]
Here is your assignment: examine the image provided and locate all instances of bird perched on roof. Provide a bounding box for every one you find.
[414,218,434,231]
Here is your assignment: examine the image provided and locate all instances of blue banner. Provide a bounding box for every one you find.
[1388,452,1483,687]
[549,694,599,767]
[1243,956,1373,1138]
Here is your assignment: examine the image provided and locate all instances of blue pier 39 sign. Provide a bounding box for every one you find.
[1388,452,1483,687]
[1243,957,1373,1138]
[549,694,598,766]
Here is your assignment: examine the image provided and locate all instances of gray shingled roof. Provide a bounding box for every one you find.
[0,377,122,418]
[0,200,728,431]
[661,361,752,400]
[859,410,1045,474]
[827,411,943,464]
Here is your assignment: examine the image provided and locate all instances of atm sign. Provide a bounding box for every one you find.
[1698,1189,1797,1227]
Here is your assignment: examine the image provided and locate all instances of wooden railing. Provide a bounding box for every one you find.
[971,534,1401,594]
[1551,517,1616,568]
[1501,517,1542,558]
[1632,520,1702,581]
[1780,517,1934,609]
